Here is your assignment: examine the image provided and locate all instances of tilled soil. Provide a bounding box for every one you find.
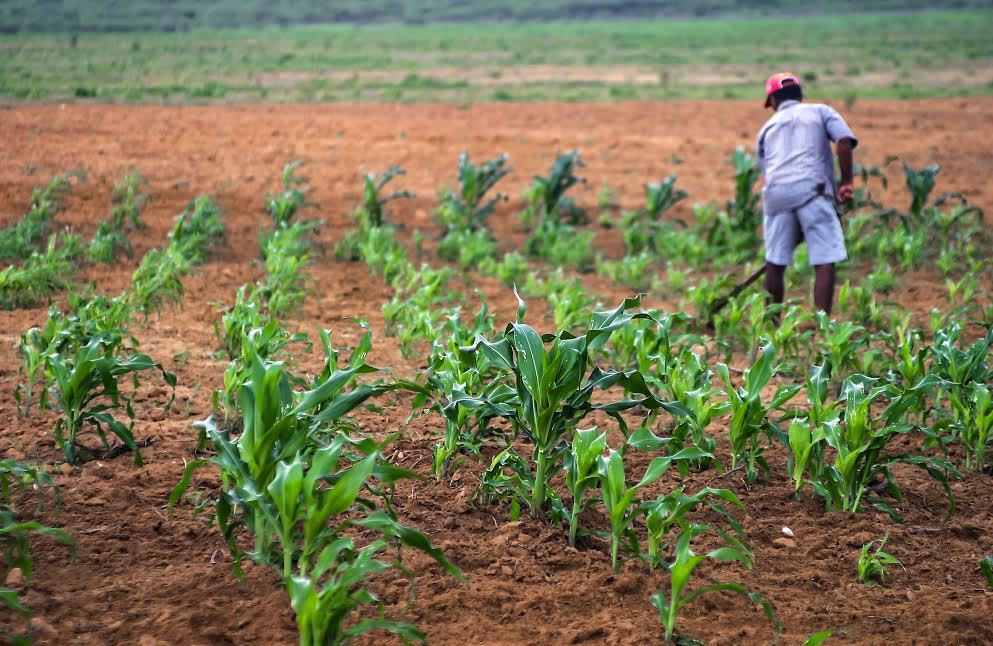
[1,100,992,645]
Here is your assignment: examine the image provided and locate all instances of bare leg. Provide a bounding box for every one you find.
[765,262,786,305]
[813,263,836,315]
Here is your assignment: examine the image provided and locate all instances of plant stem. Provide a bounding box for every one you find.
[532,450,548,516]
[568,497,581,546]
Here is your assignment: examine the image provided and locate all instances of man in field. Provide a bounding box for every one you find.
[756,72,856,315]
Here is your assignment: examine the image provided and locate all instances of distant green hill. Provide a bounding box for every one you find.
[1,0,989,33]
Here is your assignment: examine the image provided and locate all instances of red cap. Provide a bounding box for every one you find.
[765,72,801,107]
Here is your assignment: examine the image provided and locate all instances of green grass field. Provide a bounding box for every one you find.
[2,10,992,103]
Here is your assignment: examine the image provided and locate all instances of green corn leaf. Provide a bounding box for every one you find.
[981,556,993,588]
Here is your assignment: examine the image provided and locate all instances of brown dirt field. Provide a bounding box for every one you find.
[1,99,992,646]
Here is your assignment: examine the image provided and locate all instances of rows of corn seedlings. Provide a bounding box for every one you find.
[4,182,225,641]
[2,148,991,645]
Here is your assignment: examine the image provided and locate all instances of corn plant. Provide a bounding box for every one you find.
[789,374,959,520]
[815,312,869,379]
[930,324,993,471]
[215,321,310,426]
[620,175,687,254]
[87,220,132,263]
[171,333,460,646]
[357,167,412,228]
[47,337,175,465]
[717,342,800,482]
[981,556,993,588]
[260,222,315,317]
[785,365,838,493]
[0,174,76,261]
[857,533,903,584]
[520,151,586,230]
[424,300,511,475]
[1,459,74,645]
[650,523,779,645]
[478,251,529,288]
[468,295,692,519]
[16,293,136,415]
[596,251,655,290]
[265,161,310,229]
[169,195,224,263]
[0,232,81,310]
[524,269,598,333]
[524,220,595,271]
[627,358,723,477]
[382,264,460,357]
[437,228,497,268]
[597,445,711,570]
[436,151,511,234]
[564,426,606,546]
[109,171,149,230]
[128,245,191,315]
[642,487,745,572]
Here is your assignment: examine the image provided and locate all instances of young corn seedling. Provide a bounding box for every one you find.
[265,161,310,229]
[382,263,460,357]
[520,151,586,230]
[334,168,411,262]
[595,251,656,291]
[436,151,512,234]
[642,487,745,572]
[172,332,460,645]
[260,222,315,317]
[785,364,839,493]
[717,342,800,482]
[109,171,149,230]
[1,459,74,645]
[467,294,691,520]
[437,228,498,268]
[87,220,132,263]
[0,173,76,261]
[214,321,310,427]
[16,293,137,415]
[169,195,224,263]
[619,175,687,254]
[564,426,606,546]
[794,374,959,520]
[981,556,993,588]
[650,523,779,645]
[425,301,512,476]
[857,533,903,584]
[357,166,413,228]
[930,324,993,471]
[815,312,869,380]
[0,232,82,310]
[597,445,711,570]
[478,251,529,288]
[524,268,599,333]
[128,244,191,316]
[47,337,175,465]
[522,152,594,271]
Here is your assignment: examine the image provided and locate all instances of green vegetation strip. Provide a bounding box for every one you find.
[1,10,991,102]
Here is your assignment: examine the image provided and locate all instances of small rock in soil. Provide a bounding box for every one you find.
[59,463,73,476]
[781,526,795,537]
[83,496,109,506]
[772,537,796,549]
[5,567,24,586]
[500,565,514,576]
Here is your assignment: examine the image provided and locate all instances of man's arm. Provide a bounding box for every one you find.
[836,137,855,204]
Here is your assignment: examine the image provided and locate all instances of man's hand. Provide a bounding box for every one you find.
[837,182,855,204]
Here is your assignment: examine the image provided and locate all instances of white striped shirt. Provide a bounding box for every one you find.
[756,100,857,214]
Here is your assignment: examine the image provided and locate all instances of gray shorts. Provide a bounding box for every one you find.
[763,197,847,266]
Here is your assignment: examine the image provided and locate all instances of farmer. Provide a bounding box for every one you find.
[756,72,857,315]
